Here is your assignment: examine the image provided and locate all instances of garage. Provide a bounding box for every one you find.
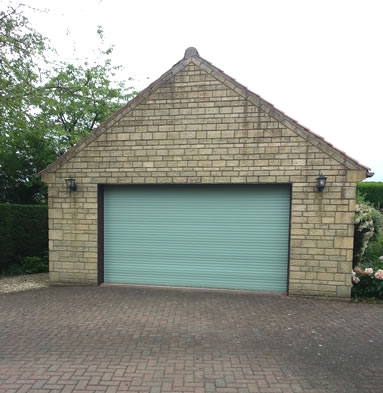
[103,184,291,292]
[40,48,369,297]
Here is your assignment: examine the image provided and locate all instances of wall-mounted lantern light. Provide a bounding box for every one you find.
[65,176,77,192]
[317,173,327,192]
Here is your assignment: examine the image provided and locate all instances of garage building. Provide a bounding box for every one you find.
[40,48,370,298]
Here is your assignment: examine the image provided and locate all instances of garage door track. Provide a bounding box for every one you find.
[0,286,382,393]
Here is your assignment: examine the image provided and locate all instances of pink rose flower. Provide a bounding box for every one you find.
[374,270,383,280]
[352,270,360,283]
[354,266,364,274]
[364,268,373,276]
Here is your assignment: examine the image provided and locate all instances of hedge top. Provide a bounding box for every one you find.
[357,182,383,208]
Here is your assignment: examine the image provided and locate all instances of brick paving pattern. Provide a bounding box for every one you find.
[0,286,382,392]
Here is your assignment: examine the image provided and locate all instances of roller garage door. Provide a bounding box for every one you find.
[104,184,290,292]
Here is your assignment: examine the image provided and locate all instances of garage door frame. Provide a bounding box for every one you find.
[97,183,292,292]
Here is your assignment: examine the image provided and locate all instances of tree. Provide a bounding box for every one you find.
[39,28,136,152]
[0,3,47,132]
[0,3,136,203]
[0,125,56,204]
[0,2,52,203]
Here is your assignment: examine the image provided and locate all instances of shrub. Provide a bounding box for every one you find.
[20,255,49,274]
[364,233,383,264]
[352,259,383,299]
[353,201,382,266]
[357,182,383,210]
[0,204,48,275]
[352,196,383,299]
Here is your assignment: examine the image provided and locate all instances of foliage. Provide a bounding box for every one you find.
[357,182,383,210]
[0,2,53,203]
[0,3,136,203]
[0,125,57,203]
[352,196,383,299]
[364,233,383,264]
[20,255,48,274]
[39,26,136,152]
[353,201,382,266]
[352,259,383,300]
[0,2,47,135]
[0,204,48,274]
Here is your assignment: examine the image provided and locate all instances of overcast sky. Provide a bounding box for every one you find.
[22,0,382,181]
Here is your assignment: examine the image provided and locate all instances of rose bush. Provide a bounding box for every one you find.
[352,263,383,299]
[353,202,382,265]
[352,195,383,299]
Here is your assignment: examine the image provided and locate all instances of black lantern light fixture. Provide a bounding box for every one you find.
[317,173,327,192]
[65,176,77,192]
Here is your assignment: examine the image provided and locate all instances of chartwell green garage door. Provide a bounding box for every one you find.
[104,185,290,292]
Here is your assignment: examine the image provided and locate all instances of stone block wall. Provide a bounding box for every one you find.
[42,58,366,297]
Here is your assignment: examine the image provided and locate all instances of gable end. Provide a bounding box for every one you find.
[39,48,369,179]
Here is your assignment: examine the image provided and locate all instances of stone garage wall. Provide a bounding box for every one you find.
[42,58,365,298]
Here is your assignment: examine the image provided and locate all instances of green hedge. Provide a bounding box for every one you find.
[0,204,48,274]
[357,182,383,209]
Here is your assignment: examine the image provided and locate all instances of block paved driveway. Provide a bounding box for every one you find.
[0,286,382,393]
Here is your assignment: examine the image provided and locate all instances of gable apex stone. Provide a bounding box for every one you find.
[184,47,199,59]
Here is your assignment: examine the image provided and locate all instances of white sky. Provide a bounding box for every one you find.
[22,0,382,181]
